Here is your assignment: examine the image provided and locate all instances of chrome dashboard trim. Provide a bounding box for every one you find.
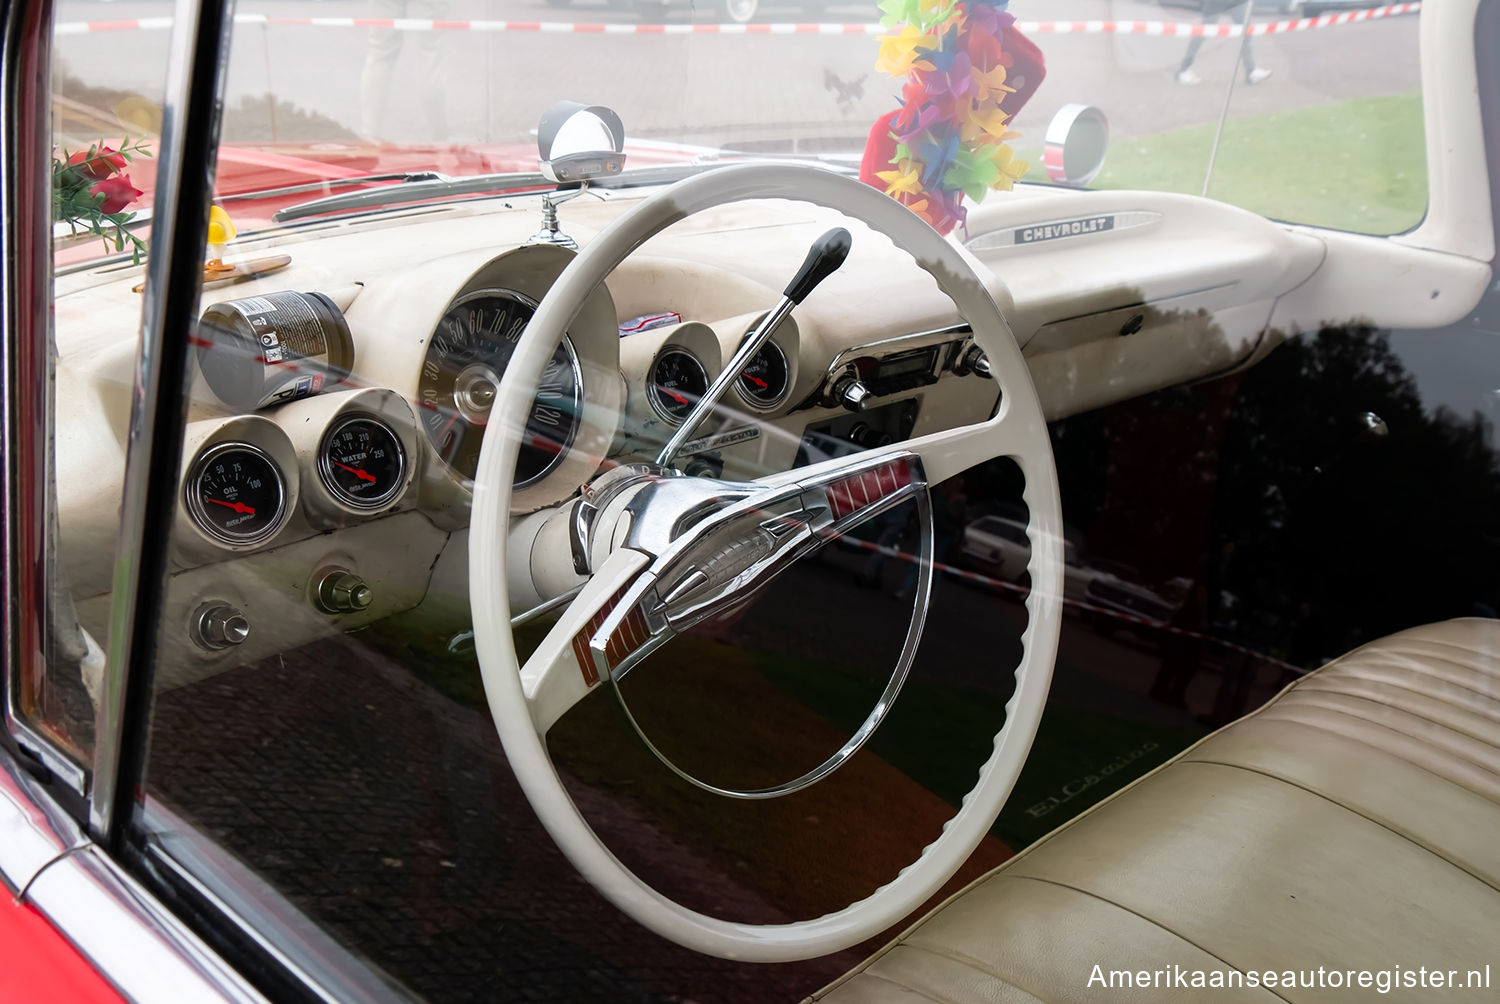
[822,322,972,384]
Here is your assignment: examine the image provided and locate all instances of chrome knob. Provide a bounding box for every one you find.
[194,603,250,650]
[835,376,871,413]
[314,568,374,614]
[963,345,992,379]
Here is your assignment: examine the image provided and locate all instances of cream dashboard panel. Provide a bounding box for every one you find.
[53,179,1340,628]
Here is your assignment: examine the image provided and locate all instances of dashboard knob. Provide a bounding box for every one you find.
[314,568,374,614]
[834,376,871,413]
[194,603,250,650]
[962,345,992,379]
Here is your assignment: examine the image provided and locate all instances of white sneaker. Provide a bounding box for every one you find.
[1176,68,1202,85]
[1247,67,1273,84]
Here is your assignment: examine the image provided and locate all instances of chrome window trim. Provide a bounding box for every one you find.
[0,746,88,891]
[91,0,238,837]
[141,798,409,1004]
[1,749,266,1002]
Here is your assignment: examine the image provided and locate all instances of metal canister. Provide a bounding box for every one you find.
[196,291,354,411]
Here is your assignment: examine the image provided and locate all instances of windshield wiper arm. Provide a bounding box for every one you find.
[271,157,858,225]
[272,170,553,223]
[222,171,448,210]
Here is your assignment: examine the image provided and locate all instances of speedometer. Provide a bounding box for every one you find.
[417,289,584,486]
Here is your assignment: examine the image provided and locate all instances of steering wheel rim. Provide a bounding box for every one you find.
[470,164,1064,962]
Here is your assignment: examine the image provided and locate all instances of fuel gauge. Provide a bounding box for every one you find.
[318,415,407,510]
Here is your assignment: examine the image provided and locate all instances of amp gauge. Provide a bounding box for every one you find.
[318,416,407,511]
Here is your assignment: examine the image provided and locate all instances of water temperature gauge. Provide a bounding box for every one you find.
[186,443,288,546]
[318,416,407,511]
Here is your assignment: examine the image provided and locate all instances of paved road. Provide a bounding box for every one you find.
[56,0,1420,156]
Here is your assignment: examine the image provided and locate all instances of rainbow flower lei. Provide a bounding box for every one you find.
[873,0,1029,233]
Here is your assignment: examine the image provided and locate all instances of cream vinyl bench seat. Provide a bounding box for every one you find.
[809,619,1500,1003]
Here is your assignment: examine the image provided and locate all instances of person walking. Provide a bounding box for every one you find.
[360,0,450,142]
[1176,0,1272,86]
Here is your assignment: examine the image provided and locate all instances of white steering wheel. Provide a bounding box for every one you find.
[470,164,1063,962]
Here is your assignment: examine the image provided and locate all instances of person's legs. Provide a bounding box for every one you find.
[409,0,450,141]
[1225,1,1265,80]
[1178,34,1207,75]
[359,0,406,140]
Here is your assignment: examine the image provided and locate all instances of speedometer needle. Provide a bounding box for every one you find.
[333,461,377,483]
[208,498,255,515]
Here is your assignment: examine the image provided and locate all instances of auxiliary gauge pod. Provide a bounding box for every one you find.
[656,227,852,468]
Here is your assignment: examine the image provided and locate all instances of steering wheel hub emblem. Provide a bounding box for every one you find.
[563,452,932,799]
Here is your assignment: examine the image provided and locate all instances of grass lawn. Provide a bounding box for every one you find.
[1016,92,1425,236]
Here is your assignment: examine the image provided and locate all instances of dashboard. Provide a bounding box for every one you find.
[51,176,1327,687]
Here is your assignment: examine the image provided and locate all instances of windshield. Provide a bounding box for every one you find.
[51,0,1423,266]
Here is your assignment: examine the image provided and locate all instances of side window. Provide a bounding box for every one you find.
[1016,7,1426,234]
[1205,8,1426,233]
[13,12,169,764]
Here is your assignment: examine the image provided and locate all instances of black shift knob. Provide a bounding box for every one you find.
[783,227,852,305]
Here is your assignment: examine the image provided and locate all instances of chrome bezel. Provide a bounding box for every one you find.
[422,286,584,489]
[317,413,407,511]
[646,346,710,425]
[733,337,791,411]
[184,441,288,546]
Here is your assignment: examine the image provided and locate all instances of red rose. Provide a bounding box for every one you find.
[68,144,128,180]
[90,174,143,214]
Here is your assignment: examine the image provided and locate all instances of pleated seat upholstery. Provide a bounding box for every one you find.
[810,619,1500,1003]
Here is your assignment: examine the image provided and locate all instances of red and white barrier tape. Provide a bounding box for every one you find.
[54,2,1420,37]
[842,535,1303,674]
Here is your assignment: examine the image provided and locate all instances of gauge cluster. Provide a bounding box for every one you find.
[171,257,980,566]
[178,388,421,553]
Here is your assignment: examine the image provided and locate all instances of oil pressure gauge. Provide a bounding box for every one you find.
[187,443,288,546]
[318,415,406,510]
